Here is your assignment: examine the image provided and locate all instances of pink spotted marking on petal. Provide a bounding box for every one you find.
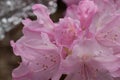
[96,15,120,47]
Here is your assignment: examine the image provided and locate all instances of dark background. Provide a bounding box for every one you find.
[0,0,66,80]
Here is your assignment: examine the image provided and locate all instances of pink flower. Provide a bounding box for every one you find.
[11,0,120,80]
[11,30,60,80]
[53,37,120,80]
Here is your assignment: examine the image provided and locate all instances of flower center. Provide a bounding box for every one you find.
[80,54,93,62]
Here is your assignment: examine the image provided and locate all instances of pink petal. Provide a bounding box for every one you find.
[61,36,120,79]
[96,14,120,47]
[32,4,54,29]
[11,33,60,80]
[54,17,80,47]
[21,4,55,41]
[12,63,30,78]
[65,5,78,19]
[77,0,98,30]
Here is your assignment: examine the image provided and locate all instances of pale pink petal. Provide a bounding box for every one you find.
[32,4,54,29]
[23,20,54,41]
[77,0,98,30]
[96,14,120,47]
[65,5,78,19]
[54,17,80,47]
[92,0,115,13]
[21,4,55,40]
[11,33,60,80]
[12,63,30,78]
[111,69,120,77]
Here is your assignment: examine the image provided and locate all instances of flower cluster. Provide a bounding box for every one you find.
[11,0,120,80]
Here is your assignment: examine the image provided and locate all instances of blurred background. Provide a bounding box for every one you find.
[0,0,66,80]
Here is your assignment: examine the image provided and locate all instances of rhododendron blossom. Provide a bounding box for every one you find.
[11,0,120,80]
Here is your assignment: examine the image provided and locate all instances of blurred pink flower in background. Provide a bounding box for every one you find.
[11,0,120,80]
